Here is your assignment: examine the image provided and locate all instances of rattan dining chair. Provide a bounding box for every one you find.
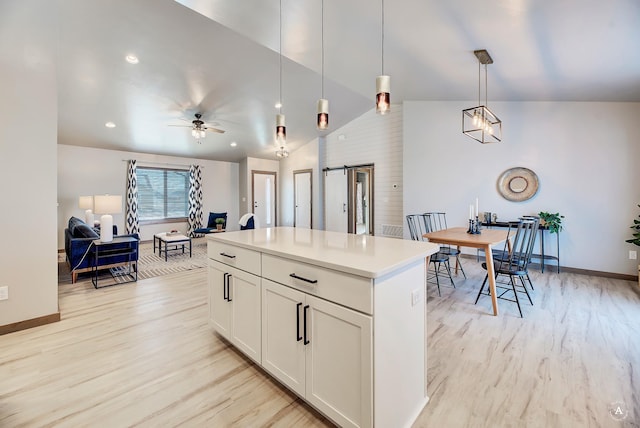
[406,213,455,296]
[475,218,538,317]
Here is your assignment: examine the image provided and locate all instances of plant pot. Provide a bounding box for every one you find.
[216,224,223,231]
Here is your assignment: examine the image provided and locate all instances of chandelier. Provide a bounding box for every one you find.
[462,49,502,144]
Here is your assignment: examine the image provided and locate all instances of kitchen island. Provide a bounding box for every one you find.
[207,227,439,428]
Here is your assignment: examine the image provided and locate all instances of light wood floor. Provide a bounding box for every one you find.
[1,262,639,427]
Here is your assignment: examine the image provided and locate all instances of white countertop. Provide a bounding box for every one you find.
[207,227,439,279]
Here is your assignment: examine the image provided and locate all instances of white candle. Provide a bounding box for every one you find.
[475,198,479,217]
[469,205,474,220]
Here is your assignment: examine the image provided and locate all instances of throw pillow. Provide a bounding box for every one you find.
[68,216,85,236]
[73,224,99,239]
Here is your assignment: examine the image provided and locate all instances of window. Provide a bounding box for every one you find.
[137,167,190,222]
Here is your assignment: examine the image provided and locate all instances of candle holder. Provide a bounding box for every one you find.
[467,217,482,234]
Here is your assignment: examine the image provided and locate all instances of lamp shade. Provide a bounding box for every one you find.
[376,75,391,115]
[317,99,329,130]
[78,196,94,210]
[94,195,122,214]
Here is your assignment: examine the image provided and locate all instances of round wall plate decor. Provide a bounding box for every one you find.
[497,167,539,202]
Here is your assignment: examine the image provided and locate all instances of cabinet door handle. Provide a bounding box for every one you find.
[220,252,236,259]
[289,273,318,284]
[227,274,233,302]
[296,302,303,341]
[303,305,310,345]
[223,273,229,301]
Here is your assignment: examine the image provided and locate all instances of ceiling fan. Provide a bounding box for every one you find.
[169,113,225,141]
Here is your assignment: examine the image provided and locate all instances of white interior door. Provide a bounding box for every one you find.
[294,170,312,229]
[252,171,276,228]
[324,169,347,233]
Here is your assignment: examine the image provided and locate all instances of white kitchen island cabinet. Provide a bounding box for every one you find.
[207,227,439,428]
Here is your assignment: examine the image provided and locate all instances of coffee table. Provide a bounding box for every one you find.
[154,232,192,261]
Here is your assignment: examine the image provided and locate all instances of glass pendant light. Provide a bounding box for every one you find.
[317,0,329,129]
[376,0,390,115]
[275,0,287,150]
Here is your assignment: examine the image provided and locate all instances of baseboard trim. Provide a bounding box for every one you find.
[0,312,61,336]
[459,254,638,282]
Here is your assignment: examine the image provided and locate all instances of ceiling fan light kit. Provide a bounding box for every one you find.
[462,49,502,144]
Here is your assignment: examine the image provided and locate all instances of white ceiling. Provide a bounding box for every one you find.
[53,0,640,162]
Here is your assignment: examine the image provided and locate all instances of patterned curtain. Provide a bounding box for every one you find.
[187,165,203,237]
[125,160,139,234]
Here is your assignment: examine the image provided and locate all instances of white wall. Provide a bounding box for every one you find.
[323,107,404,236]
[58,145,239,244]
[0,0,59,326]
[279,138,323,229]
[404,101,640,276]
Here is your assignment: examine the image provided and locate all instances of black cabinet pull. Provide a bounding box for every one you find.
[227,274,232,302]
[223,273,229,301]
[220,252,236,259]
[303,305,310,345]
[296,302,303,341]
[289,273,318,284]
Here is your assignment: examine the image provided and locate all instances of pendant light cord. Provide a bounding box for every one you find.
[381,0,385,75]
[279,0,282,114]
[485,63,488,107]
[321,0,324,98]
[477,60,481,106]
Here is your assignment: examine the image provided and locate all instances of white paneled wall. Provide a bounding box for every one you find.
[323,107,403,237]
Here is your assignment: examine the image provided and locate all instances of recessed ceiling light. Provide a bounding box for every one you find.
[125,54,139,64]
[230,142,237,147]
[275,102,282,109]
[105,122,116,128]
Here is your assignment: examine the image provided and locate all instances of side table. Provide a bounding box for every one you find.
[91,237,139,288]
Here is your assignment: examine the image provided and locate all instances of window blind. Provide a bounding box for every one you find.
[137,167,189,221]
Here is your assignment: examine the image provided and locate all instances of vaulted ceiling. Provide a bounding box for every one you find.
[52,0,640,162]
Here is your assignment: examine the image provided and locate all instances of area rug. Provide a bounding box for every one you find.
[58,237,208,285]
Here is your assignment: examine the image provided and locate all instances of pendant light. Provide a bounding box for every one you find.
[317,0,329,129]
[376,0,390,115]
[462,49,502,143]
[275,0,287,150]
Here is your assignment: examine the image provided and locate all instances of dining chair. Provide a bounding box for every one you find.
[406,213,455,296]
[474,218,538,317]
[424,212,466,279]
[488,216,540,291]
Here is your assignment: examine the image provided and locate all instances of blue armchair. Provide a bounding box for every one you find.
[194,212,227,234]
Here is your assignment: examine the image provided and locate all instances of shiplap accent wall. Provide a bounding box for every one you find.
[323,106,403,237]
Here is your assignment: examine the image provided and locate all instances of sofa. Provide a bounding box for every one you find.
[65,216,139,283]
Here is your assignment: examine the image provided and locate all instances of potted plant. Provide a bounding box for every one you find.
[215,217,225,231]
[625,205,640,285]
[538,211,564,234]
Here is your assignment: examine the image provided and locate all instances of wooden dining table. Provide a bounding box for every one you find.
[424,227,513,316]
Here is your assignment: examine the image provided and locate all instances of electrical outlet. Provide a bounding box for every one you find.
[411,288,422,306]
[0,286,8,301]
[629,250,637,260]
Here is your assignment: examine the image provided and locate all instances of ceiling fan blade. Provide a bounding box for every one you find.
[168,124,193,128]
[205,127,225,134]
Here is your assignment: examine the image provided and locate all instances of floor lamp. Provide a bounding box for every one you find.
[94,194,122,242]
[78,196,94,227]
